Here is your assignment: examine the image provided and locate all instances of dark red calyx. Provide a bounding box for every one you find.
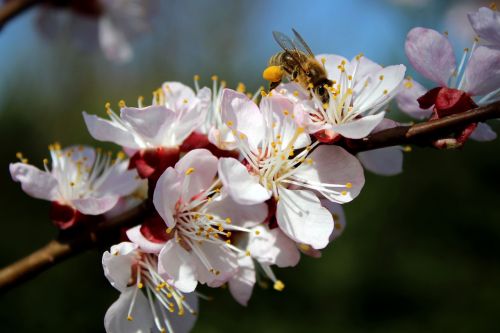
[50,201,78,229]
[418,87,478,119]
[264,198,278,229]
[129,146,180,181]
[139,212,172,244]
[181,131,239,158]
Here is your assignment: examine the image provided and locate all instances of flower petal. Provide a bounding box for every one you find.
[95,160,141,197]
[193,242,238,287]
[396,78,433,119]
[320,200,347,241]
[228,255,255,306]
[357,147,403,176]
[83,112,140,149]
[104,288,152,333]
[405,27,456,86]
[218,158,271,205]
[158,241,198,293]
[174,149,218,201]
[331,112,386,139]
[469,122,497,141]
[10,163,59,201]
[207,191,268,228]
[102,242,137,292]
[276,188,333,249]
[120,106,170,142]
[126,225,165,254]
[316,54,351,83]
[248,225,300,267]
[293,145,365,203]
[464,45,500,96]
[72,196,119,215]
[153,167,182,228]
[165,292,199,333]
[468,7,500,46]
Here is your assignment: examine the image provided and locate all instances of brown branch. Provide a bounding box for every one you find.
[0,101,499,293]
[0,203,149,293]
[0,0,40,30]
[345,101,500,153]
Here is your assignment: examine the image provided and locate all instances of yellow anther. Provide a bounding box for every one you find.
[322,103,329,109]
[221,80,227,87]
[226,231,232,238]
[404,80,413,89]
[225,217,232,224]
[127,315,133,321]
[137,282,143,289]
[116,151,125,159]
[226,239,231,244]
[194,74,200,81]
[379,75,384,81]
[274,280,285,291]
[118,100,126,108]
[345,182,353,188]
[211,75,218,81]
[321,57,326,65]
[166,227,172,234]
[255,230,260,235]
[183,99,188,104]
[347,88,353,95]
[226,120,233,127]
[348,75,353,80]
[245,250,251,256]
[283,109,289,116]
[237,82,246,93]
[43,158,49,165]
[70,182,75,187]
[403,145,412,152]
[185,167,195,175]
[383,89,388,95]
[298,243,310,251]
[293,90,299,97]
[443,31,449,36]
[341,191,348,196]
[262,65,283,82]
[308,83,314,89]
[239,133,246,139]
[206,214,214,220]
[490,3,497,10]
[105,102,111,110]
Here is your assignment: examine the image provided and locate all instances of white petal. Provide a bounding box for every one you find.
[395,79,433,119]
[193,242,238,287]
[207,192,268,228]
[332,113,386,139]
[218,158,271,205]
[351,55,382,79]
[10,163,59,201]
[158,241,198,293]
[153,168,182,228]
[469,122,497,141]
[320,200,347,241]
[72,196,119,215]
[357,147,403,176]
[405,27,456,86]
[464,46,500,96]
[174,149,218,201]
[104,288,152,333]
[83,112,140,149]
[228,255,255,306]
[162,81,197,111]
[164,292,199,333]
[102,242,137,292]
[248,225,300,267]
[276,188,333,249]
[95,160,141,197]
[221,89,265,151]
[293,145,365,203]
[468,7,500,46]
[126,225,165,254]
[316,54,351,83]
[120,106,169,142]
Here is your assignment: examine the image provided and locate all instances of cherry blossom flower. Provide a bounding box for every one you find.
[10,144,140,229]
[397,26,500,146]
[36,0,158,63]
[468,6,500,46]
[83,82,210,180]
[129,149,268,292]
[102,242,198,333]
[218,89,365,250]
[292,54,405,141]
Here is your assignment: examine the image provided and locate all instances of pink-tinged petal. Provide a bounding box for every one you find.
[316,54,351,83]
[469,122,497,141]
[120,105,169,141]
[218,158,271,205]
[207,192,268,228]
[468,7,500,46]
[464,46,500,96]
[98,17,133,63]
[161,82,197,111]
[104,288,152,333]
[102,242,137,292]
[72,196,119,215]
[153,167,182,228]
[357,147,403,176]
[174,149,218,201]
[158,241,198,293]
[193,242,238,287]
[221,89,265,151]
[355,65,406,113]
[95,160,141,197]
[331,113,385,139]
[405,27,456,86]
[396,78,433,119]
[10,163,59,201]
[248,225,300,267]
[164,292,199,332]
[83,112,140,149]
[293,101,328,134]
[228,255,255,306]
[320,200,347,241]
[64,145,96,169]
[293,145,365,203]
[276,188,333,249]
[126,225,165,254]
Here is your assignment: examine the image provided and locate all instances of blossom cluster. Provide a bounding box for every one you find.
[8,5,499,333]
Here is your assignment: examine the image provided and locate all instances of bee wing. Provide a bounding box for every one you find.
[291,28,315,57]
[272,31,307,71]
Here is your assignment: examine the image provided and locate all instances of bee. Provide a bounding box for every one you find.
[263,29,332,102]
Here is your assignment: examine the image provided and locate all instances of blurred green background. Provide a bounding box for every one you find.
[1,0,499,332]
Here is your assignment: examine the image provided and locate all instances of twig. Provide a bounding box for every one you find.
[0,0,40,30]
[0,101,499,293]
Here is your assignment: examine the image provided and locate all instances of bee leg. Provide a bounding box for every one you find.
[269,80,281,91]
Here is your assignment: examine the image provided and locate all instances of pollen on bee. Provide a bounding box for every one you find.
[262,65,283,82]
